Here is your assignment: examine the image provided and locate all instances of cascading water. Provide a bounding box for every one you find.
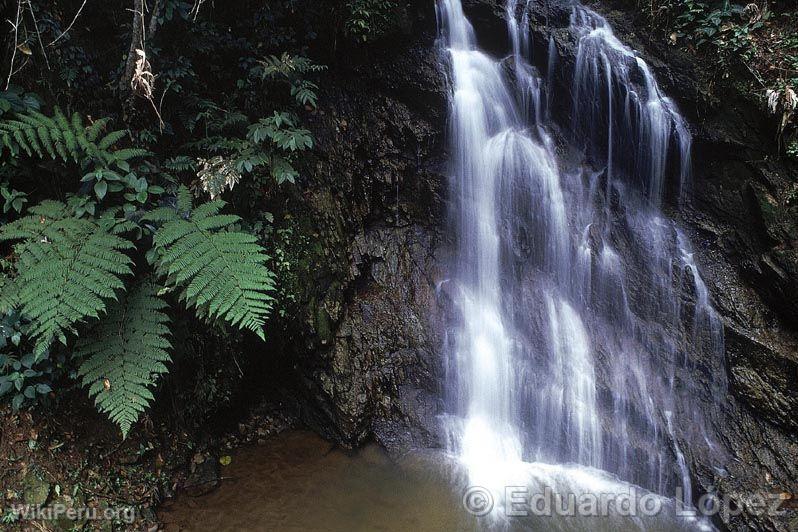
[437,0,728,524]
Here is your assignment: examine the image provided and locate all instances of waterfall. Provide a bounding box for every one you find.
[437,0,727,518]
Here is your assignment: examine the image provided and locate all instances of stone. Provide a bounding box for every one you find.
[184,459,219,497]
[21,470,50,507]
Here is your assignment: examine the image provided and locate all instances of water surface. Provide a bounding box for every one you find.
[159,431,473,531]
[160,430,711,531]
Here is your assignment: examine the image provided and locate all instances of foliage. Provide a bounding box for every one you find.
[197,156,243,199]
[180,53,323,196]
[75,280,172,438]
[0,107,147,171]
[648,1,798,153]
[0,0,330,439]
[346,0,398,42]
[0,201,135,357]
[275,227,311,319]
[0,312,59,412]
[1,186,28,213]
[259,53,326,109]
[185,106,314,192]
[0,86,40,116]
[0,103,282,436]
[147,186,276,339]
[665,1,766,69]
[0,106,154,206]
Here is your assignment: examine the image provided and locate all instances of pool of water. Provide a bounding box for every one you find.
[159,430,711,531]
[159,431,473,531]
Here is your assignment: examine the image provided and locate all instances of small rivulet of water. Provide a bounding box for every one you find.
[437,0,727,528]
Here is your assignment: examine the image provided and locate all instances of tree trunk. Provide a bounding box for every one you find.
[119,0,145,120]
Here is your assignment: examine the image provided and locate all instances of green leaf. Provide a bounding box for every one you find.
[94,180,108,200]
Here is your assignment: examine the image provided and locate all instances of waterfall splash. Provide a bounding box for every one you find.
[437,0,727,524]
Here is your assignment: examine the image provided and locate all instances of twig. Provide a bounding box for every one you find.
[26,0,50,70]
[99,440,126,461]
[48,0,88,46]
[4,0,22,90]
[743,60,767,90]
[30,521,51,532]
[148,0,163,36]
[157,78,173,112]
[189,0,206,21]
[231,353,244,378]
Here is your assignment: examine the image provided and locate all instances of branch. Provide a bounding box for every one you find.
[48,0,88,46]
[148,0,163,37]
[189,0,207,21]
[25,0,50,70]
[4,0,22,90]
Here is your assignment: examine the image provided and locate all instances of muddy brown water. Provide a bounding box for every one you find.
[159,430,475,531]
[159,430,708,531]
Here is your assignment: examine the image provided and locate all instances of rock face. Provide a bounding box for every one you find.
[286,1,797,530]
[565,4,798,531]
[279,4,451,453]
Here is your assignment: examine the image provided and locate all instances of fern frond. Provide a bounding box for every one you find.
[0,203,134,356]
[97,129,127,150]
[152,189,274,338]
[0,275,18,314]
[162,155,197,173]
[110,148,150,161]
[75,280,172,438]
[85,117,111,142]
[176,185,193,213]
[0,107,143,169]
[142,206,180,224]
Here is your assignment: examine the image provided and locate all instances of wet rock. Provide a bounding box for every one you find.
[184,457,219,497]
[22,470,50,507]
[274,14,450,455]
[299,224,448,452]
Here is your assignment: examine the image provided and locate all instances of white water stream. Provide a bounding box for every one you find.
[437,0,727,528]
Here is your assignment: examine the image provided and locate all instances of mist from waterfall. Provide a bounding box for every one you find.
[437,0,728,518]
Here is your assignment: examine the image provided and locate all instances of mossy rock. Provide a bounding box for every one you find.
[22,470,50,507]
[52,487,89,530]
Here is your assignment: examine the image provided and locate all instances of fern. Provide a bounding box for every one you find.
[147,188,275,338]
[259,53,326,79]
[75,280,171,438]
[163,155,198,173]
[0,201,134,356]
[0,107,147,169]
[0,274,17,315]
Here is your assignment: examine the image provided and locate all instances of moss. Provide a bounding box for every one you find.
[316,306,334,345]
[21,469,50,507]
